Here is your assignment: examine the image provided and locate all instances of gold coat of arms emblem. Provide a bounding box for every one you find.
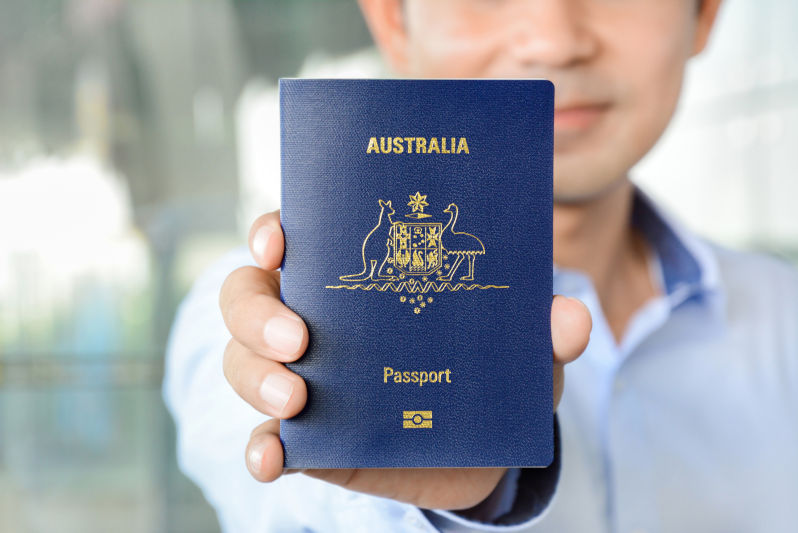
[327,191,506,315]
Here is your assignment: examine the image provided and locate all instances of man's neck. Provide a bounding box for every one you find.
[553,180,660,344]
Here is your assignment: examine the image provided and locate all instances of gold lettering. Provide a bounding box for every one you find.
[367,137,379,154]
[383,367,452,385]
[367,137,468,155]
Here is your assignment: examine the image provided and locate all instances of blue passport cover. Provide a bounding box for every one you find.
[279,79,553,468]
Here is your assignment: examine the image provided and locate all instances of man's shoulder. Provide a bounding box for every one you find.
[705,239,798,327]
[709,240,798,293]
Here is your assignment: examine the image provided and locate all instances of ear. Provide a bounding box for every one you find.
[387,200,393,207]
[357,0,412,74]
[691,0,724,56]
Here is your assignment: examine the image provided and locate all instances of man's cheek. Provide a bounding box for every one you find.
[408,28,502,78]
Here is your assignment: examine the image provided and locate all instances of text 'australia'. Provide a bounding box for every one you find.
[367,136,469,155]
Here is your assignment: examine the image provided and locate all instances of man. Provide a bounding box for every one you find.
[164,0,798,531]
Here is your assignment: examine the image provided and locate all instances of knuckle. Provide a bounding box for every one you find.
[220,266,267,325]
[219,266,250,311]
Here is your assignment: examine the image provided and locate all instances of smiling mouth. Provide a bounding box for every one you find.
[554,104,610,131]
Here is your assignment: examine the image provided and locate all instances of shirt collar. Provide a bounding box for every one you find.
[554,185,727,323]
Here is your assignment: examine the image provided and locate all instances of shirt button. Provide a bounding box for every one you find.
[614,378,627,392]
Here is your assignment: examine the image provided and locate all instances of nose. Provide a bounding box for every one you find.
[506,0,598,68]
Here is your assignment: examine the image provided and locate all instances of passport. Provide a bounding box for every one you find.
[279,79,553,468]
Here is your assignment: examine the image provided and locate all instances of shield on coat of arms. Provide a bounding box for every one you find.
[392,222,442,275]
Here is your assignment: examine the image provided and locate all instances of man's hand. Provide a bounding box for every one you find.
[220,210,592,511]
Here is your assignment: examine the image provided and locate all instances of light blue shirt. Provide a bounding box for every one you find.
[163,187,798,532]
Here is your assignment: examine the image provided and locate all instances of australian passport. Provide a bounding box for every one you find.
[279,78,553,468]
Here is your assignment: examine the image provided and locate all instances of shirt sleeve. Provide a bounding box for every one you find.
[162,247,277,532]
[420,415,561,531]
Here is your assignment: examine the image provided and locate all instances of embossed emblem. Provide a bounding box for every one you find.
[393,222,442,275]
[326,192,508,314]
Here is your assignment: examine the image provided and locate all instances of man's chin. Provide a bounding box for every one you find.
[552,175,631,206]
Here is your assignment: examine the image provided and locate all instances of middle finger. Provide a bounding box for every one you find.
[220,266,309,362]
[223,338,308,418]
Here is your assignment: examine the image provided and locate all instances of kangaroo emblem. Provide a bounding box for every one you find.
[339,199,397,281]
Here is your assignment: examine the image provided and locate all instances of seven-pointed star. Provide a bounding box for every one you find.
[407,191,429,213]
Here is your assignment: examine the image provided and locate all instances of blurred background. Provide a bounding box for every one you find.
[0,1,795,532]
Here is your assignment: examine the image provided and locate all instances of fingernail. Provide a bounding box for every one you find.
[252,225,276,261]
[248,439,267,473]
[264,315,304,356]
[259,373,294,413]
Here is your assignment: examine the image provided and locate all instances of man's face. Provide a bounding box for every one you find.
[365,0,718,203]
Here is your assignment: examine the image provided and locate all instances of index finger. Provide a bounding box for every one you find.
[249,210,284,271]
